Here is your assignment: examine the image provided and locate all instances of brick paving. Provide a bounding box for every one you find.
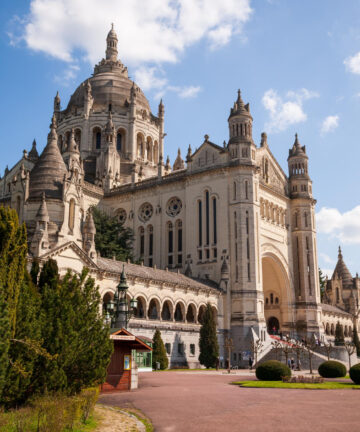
[99,371,360,432]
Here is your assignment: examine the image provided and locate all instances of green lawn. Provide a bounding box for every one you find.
[234,381,360,390]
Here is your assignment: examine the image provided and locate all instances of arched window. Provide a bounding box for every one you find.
[116,133,122,151]
[148,299,159,320]
[137,133,144,158]
[304,212,308,228]
[161,301,172,321]
[270,293,274,304]
[148,225,153,267]
[198,305,206,324]
[135,297,146,318]
[176,220,182,266]
[96,131,101,149]
[336,287,340,303]
[212,197,217,245]
[186,304,196,323]
[146,137,153,161]
[174,303,184,322]
[153,141,159,163]
[198,200,202,246]
[139,227,145,258]
[167,222,173,266]
[75,129,81,147]
[205,190,210,245]
[68,199,75,231]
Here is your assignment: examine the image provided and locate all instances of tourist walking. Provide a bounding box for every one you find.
[249,356,253,370]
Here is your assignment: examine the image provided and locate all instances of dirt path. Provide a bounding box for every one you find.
[95,404,145,432]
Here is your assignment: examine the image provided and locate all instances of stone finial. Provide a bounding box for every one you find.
[23,149,28,159]
[204,134,209,142]
[186,144,192,162]
[29,139,39,161]
[173,148,185,171]
[68,128,79,153]
[54,91,61,112]
[158,98,164,117]
[260,132,268,147]
[338,246,343,259]
[165,155,171,171]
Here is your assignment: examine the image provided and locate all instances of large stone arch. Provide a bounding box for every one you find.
[261,248,294,335]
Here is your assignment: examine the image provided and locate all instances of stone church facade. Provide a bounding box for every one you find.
[1,26,358,366]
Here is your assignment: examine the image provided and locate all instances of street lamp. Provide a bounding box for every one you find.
[224,337,234,374]
[105,265,138,329]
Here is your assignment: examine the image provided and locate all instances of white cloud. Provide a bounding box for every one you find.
[321,268,333,279]
[320,253,335,265]
[320,115,339,135]
[344,52,360,74]
[262,88,319,133]
[134,66,168,92]
[316,205,360,244]
[9,0,252,92]
[54,63,80,85]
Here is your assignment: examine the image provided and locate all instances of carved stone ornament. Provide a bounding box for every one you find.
[139,202,153,222]
[116,208,127,224]
[166,197,182,217]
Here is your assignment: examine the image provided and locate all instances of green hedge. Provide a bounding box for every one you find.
[318,361,346,378]
[256,360,291,381]
[349,363,360,385]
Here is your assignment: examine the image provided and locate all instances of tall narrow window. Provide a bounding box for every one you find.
[213,198,217,244]
[198,201,202,246]
[245,181,249,200]
[68,199,75,231]
[116,133,122,151]
[168,223,173,266]
[140,227,145,257]
[233,182,236,200]
[96,131,101,149]
[304,212,308,227]
[177,220,182,265]
[205,190,210,245]
[148,226,153,267]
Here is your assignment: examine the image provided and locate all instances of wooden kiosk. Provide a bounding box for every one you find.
[101,328,152,392]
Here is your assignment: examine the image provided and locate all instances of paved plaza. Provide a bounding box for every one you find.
[99,371,360,432]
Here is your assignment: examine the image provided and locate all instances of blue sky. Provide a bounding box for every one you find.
[1,0,360,275]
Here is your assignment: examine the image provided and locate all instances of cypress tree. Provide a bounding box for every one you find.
[152,329,168,370]
[0,207,27,398]
[92,207,134,261]
[353,326,360,357]
[335,321,345,346]
[199,303,219,368]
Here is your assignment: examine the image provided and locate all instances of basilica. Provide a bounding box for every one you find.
[1,26,358,367]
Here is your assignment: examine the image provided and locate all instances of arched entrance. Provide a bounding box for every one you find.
[267,316,280,335]
[262,253,291,335]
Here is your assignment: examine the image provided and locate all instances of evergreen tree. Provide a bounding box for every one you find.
[1,271,41,406]
[0,207,27,398]
[335,321,345,346]
[319,268,326,301]
[199,303,219,368]
[152,329,168,370]
[30,260,40,286]
[353,326,360,357]
[34,263,113,394]
[92,207,134,262]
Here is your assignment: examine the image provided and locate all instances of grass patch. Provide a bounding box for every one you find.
[234,381,360,390]
[155,368,217,372]
[123,409,154,432]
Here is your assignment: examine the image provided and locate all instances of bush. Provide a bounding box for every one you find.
[79,387,99,422]
[349,363,360,385]
[256,360,291,381]
[318,360,346,378]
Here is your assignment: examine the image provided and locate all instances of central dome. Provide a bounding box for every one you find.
[66,70,150,113]
[65,25,150,114]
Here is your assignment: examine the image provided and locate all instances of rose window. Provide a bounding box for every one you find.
[166,197,182,217]
[139,203,153,222]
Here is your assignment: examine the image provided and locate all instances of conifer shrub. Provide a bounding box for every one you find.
[349,363,360,385]
[152,329,168,370]
[318,360,346,378]
[255,360,291,381]
[199,303,219,368]
[79,387,99,422]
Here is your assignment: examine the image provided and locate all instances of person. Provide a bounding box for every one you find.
[215,357,220,371]
[290,357,295,370]
[249,356,253,370]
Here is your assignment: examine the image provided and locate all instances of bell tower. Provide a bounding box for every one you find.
[288,134,322,337]
[228,90,254,162]
[106,23,118,62]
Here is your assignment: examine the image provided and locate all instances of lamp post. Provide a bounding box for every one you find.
[105,265,138,329]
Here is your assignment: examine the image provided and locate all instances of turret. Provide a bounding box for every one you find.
[28,139,39,161]
[287,133,312,198]
[30,192,49,256]
[106,23,118,62]
[173,148,185,171]
[158,99,165,164]
[228,90,254,160]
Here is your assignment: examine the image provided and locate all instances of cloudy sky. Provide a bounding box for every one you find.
[1,0,360,276]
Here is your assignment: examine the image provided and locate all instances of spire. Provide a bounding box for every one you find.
[36,192,49,222]
[158,98,164,118]
[186,144,192,162]
[106,23,118,61]
[338,246,342,259]
[29,114,67,200]
[173,148,185,171]
[54,91,60,112]
[29,139,39,161]
[332,246,353,288]
[229,89,250,118]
